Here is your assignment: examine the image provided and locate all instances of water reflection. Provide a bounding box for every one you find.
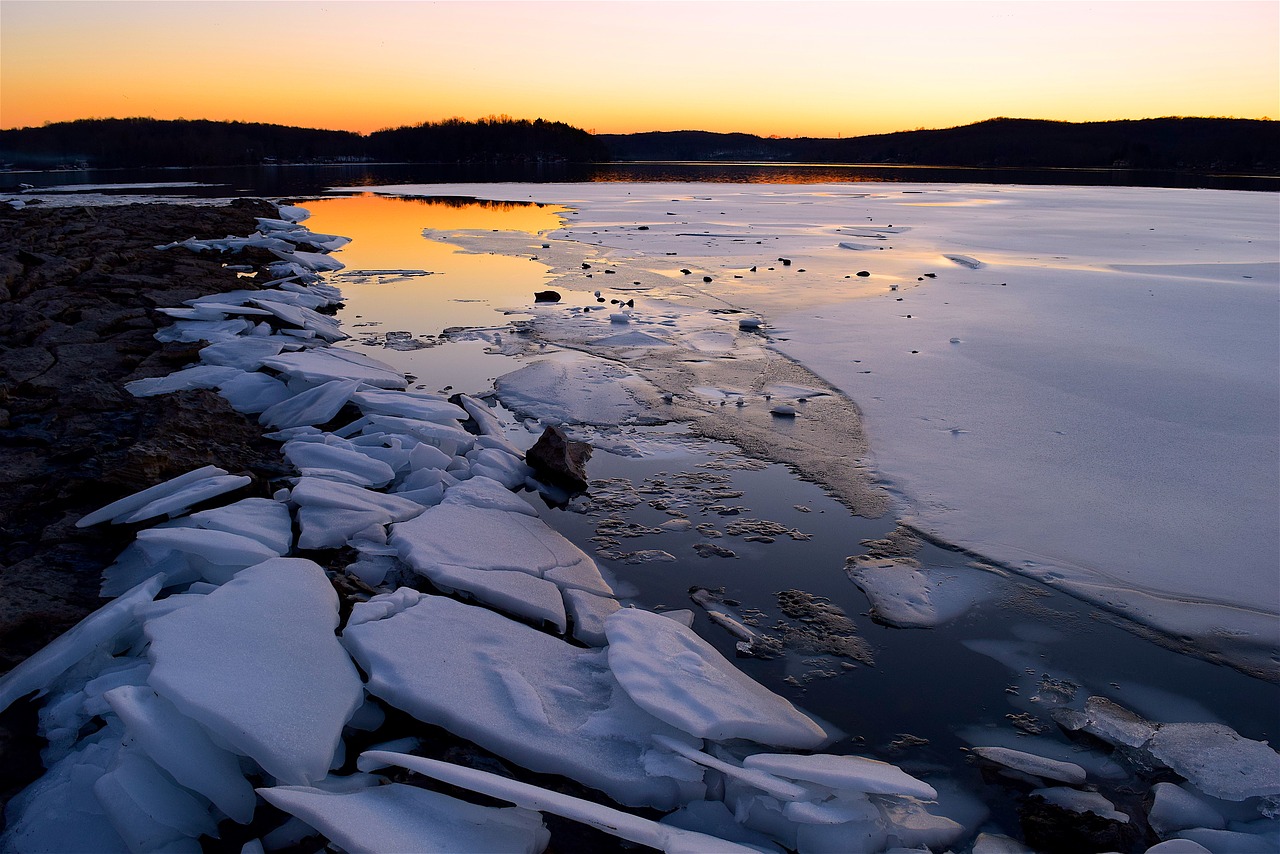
[298,194,566,393]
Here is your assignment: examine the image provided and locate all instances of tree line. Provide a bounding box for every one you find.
[1,116,1274,173]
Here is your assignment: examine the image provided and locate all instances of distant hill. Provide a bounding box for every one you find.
[2,116,1275,173]
[599,118,1280,172]
[0,116,606,169]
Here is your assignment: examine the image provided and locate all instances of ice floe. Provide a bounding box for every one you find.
[145,558,363,785]
[605,607,830,748]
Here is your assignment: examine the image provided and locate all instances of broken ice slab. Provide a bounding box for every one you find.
[259,378,362,430]
[352,389,467,423]
[268,246,345,273]
[563,588,621,647]
[125,365,245,398]
[291,477,426,550]
[741,753,938,801]
[283,441,396,489]
[262,348,407,390]
[104,685,257,824]
[605,608,829,749]
[358,751,759,853]
[1030,787,1129,823]
[258,782,549,854]
[970,746,1087,785]
[360,413,477,458]
[217,371,292,414]
[187,497,294,555]
[78,465,232,528]
[153,317,253,344]
[342,592,704,809]
[116,475,253,525]
[440,476,538,517]
[1146,722,1280,801]
[391,503,613,596]
[133,527,284,585]
[0,576,163,713]
[145,558,363,785]
[199,337,287,371]
[92,748,216,851]
[845,556,998,628]
[429,564,567,633]
[249,299,346,342]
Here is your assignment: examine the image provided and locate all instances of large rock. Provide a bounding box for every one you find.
[524,425,592,493]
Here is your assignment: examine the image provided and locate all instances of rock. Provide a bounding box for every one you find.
[525,425,592,493]
[778,258,792,266]
[1020,793,1142,853]
[533,290,561,303]
[857,270,871,277]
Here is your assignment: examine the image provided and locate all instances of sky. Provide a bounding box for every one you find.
[1,1,1276,138]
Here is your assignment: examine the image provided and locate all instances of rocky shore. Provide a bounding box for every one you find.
[0,201,298,801]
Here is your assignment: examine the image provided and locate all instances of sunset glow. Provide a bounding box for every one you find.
[1,1,1276,137]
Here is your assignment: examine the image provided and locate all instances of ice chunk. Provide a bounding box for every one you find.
[188,498,294,555]
[352,389,467,423]
[441,476,538,516]
[1148,782,1226,837]
[1175,829,1274,853]
[145,558,363,785]
[651,736,816,801]
[291,477,425,550]
[1057,695,1159,748]
[362,414,476,458]
[259,378,361,429]
[970,746,1087,785]
[429,564,567,633]
[258,783,549,854]
[125,364,243,397]
[0,576,163,712]
[78,466,230,527]
[742,753,937,801]
[564,588,621,647]
[1147,722,1280,801]
[359,751,759,853]
[103,685,257,823]
[217,371,292,414]
[200,337,287,371]
[876,798,966,850]
[845,557,997,628]
[1031,787,1129,823]
[118,475,252,525]
[1145,841,1214,853]
[0,728,130,853]
[284,441,395,488]
[135,527,282,568]
[154,317,252,343]
[268,246,345,273]
[605,607,828,748]
[342,592,703,809]
[92,749,216,851]
[392,503,612,596]
[494,355,662,426]
[972,833,1035,854]
[262,348,406,389]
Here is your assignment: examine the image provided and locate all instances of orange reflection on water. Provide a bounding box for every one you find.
[302,194,566,338]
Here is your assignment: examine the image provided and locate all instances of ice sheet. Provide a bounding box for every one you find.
[144,558,363,785]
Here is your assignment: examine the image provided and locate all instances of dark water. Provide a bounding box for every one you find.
[3,160,1277,195]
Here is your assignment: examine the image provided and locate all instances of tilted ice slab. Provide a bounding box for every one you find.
[289,476,426,550]
[969,746,1087,785]
[351,389,468,424]
[125,364,243,397]
[605,607,829,748]
[391,502,613,596]
[259,782,549,854]
[342,591,705,809]
[0,576,163,713]
[103,685,258,824]
[359,751,758,854]
[77,465,236,528]
[145,558,363,785]
[261,347,407,389]
[259,378,362,430]
[741,752,938,801]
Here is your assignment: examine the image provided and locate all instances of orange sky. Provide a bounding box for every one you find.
[2,1,1276,137]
